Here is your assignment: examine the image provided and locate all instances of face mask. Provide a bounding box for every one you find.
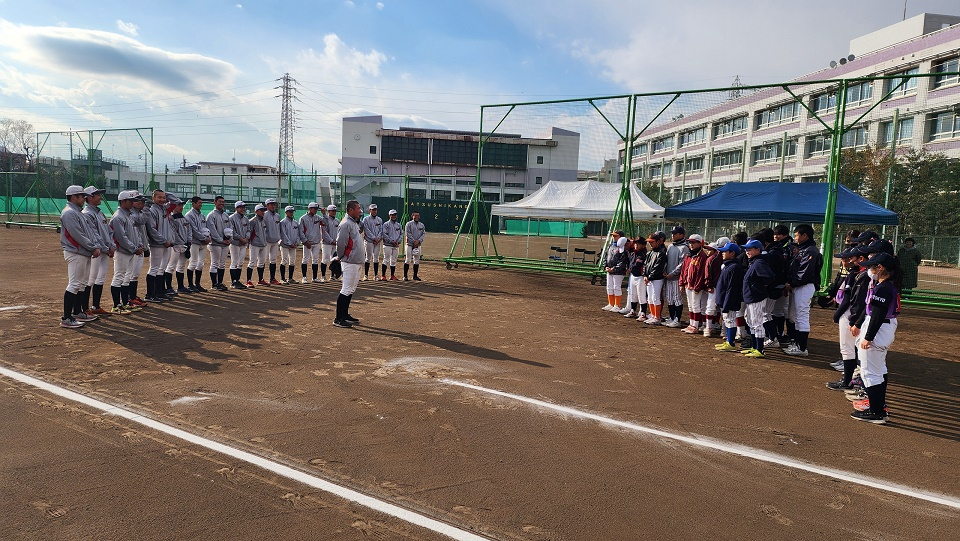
[867,269,877,280]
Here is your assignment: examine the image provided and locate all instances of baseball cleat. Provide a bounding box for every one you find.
[258,279,270,286]
[301,277,310,284]
[332,319,353,328]
[110,306,130,315]
[60,317,84,328]
[270,279,282,285]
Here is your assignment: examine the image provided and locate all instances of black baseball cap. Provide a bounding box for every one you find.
[670,225,685,235]
[853,230,880,244]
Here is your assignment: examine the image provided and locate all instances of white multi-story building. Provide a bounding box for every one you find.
[341,115,580,204]
[621,13,960,202]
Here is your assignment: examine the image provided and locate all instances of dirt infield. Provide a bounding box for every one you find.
[1,226,958,540]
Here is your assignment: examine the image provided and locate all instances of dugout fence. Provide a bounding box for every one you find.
[446,71,960,308]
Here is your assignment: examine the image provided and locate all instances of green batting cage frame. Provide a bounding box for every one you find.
[5,128,153,229]
[446,71,960,308]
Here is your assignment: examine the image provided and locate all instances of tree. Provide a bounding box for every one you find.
[837,145,960,236]
[0,118,36,172]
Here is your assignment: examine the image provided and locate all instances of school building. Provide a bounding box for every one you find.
[620,13,960,203]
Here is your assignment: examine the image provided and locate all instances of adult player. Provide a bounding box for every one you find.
[228,201,250,289]
[108,190,145,313]
[361,203,383,281]
[299,202,323,283]
[263,198,282,285]
[247,203,269,286]
[279,205,300,283]
[663,225,689,328]
[60,185,102,328]
[320,204,340,281]
[145,189,172,302]
[783,224,824,357]
[81,185,113,316]
[381,209,402,280]
[404,211,426,281]
[185,196,211,292]
[333,200,364,328]
[206,195,231,291]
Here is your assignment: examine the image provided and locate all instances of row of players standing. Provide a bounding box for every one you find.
[603,225,822,357]
[57,185,426,327]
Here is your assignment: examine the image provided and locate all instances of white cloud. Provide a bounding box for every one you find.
[344,1,355,7]
[0,19,237,93]
[116,19,138,37]
[235,3,243,8]
[269,33,386,83]
[376,2,384,9]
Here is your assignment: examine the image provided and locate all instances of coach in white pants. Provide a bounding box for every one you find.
[333,200,365,328]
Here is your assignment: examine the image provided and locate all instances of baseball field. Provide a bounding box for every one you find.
[1,226,958,540]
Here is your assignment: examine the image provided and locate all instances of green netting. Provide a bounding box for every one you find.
[504,219,585,237]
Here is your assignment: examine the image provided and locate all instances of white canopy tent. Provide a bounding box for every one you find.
[491,180,664,221]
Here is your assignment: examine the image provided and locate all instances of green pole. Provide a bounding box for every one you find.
[882,108,899,238]
[820,80,848,291]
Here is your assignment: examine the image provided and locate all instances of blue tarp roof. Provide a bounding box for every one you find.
[663,183,899,225]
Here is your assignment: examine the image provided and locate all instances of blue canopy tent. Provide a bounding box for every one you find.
[664,183,898,225]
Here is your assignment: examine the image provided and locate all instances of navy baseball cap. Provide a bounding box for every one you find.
[861,239,894,256]
[718,241,741,254]
[743,239,763,250]
[670,225,686,235]
[853,230,880,244]
[865,252,898,269]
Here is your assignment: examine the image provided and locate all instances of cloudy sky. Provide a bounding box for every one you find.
[1,0,958,173]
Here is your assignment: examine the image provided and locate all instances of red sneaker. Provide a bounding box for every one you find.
[131,298,148,307]
[269,279,282,285]
[246,280,255,287]
[389,275,399,281]
[258,279,270,286]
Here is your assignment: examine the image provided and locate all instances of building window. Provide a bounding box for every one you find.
[631,143,647,157]
[751,139,797,165]
[503,193,524,202]
[887,68,919,97]
[841,126,868,148]
[677,156,704,174]
[369,166,378,174]
[755,102,801,129]
[929,111,960,141]
[535,176,543,184]
[651,136,675,154]
[932,57,960,89]
[711,149,743,170]
[480,181,501,187]
[455,191,472,200]
[630,169,643,180]
[846,81,872,105]
[678,127,706,148]
[878,117,914,145]
[230,167,238,173]
[482,192,500,202]
[431,190,452,200]
[409,189,427,199]
[124,180,139,189]
[432,178,453,185]
[648,162,673,178]
[536,155,544,164]
[811,91,837,114]
[481,142,527,169]
[505,182,525,188]
[382,135,428,163]
[713,115,748,139]
[806,134,832,157]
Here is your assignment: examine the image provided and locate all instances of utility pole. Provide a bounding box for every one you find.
[276,73,299,206]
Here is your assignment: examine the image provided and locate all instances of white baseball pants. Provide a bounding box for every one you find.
[857,316,896,387]
[340,262,362,295]
[64,251,92,294]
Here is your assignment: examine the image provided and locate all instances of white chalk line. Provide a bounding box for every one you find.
[0,366,489,541]
[441,378,960,511]
[0,305,33,311]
